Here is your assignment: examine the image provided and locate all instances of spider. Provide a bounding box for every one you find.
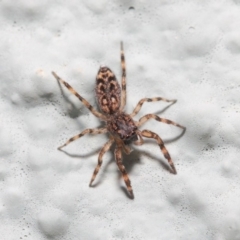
[52,42,185,198]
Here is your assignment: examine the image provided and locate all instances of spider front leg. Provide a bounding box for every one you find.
[89,137,114,186]
[120,41,127,111]
[115,146,133,198]
[58,128,107,149]
[130,97,177,118]
[52,72,107,120]
[136,114,186,129]
[141,129,177,174]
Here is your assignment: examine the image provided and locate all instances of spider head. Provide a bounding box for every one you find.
[119,127,138,145]
[108,113,138,145]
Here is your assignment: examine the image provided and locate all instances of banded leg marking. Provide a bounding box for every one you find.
[58,128,107,149]
[130,97,177,117]
[141,129,177,174]
[136,114,185,129]
[115,146,133,197]
[89,137,114,186]
[120,41,127,111]
[52,72,106,120]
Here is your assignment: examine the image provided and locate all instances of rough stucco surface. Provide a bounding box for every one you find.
[1,1,240,239]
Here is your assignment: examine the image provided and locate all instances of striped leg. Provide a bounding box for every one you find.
[52,72,107,120]
[130,97,176,117]
[136,114,185,129]
[89,137,114,186]
[141,129,177,174]
[58,128,107,149]
[120,42,127,111]
[115,146,133,197]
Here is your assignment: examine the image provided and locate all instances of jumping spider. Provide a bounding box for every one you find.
[52,42,185,198]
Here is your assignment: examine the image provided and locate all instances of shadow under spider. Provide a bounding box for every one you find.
[56,80,185,197]
[59,126,185,198]
[142,127,186,145]
[116,145,177,199]
[154,101,177,116]
[90,155,114,188]
[85,149,139,200]
[58,147,101,159]
[133,148,173,173]
[137,127,186,171]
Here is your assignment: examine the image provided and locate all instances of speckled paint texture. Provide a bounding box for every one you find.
[1,1,240,239]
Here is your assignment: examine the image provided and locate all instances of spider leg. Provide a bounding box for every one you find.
[52,72,107,120]
[89,137,114,186]
[141,129,177,174]
[130,97,176,117]
[120,41,127,111]
[136,114,185,129]
[115,145,134,197]
[58,128,107,149]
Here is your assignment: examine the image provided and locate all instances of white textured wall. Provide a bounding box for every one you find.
[1,1,240,239]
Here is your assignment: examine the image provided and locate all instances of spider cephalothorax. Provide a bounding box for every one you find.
[52,42,185,198]
[107,113,138,144]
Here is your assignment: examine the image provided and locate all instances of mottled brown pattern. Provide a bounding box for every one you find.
[95,67,121,114]
[52,42,186,198]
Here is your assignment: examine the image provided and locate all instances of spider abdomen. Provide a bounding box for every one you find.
[95,67,121,114]
[107,113,138,144]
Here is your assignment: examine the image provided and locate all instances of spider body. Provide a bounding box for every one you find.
[52,42,185,198]
[107,113,138,144]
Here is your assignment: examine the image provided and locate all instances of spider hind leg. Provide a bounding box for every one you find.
[140,129,177,174]
[115,145,134,198]
[89,137,114,186]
